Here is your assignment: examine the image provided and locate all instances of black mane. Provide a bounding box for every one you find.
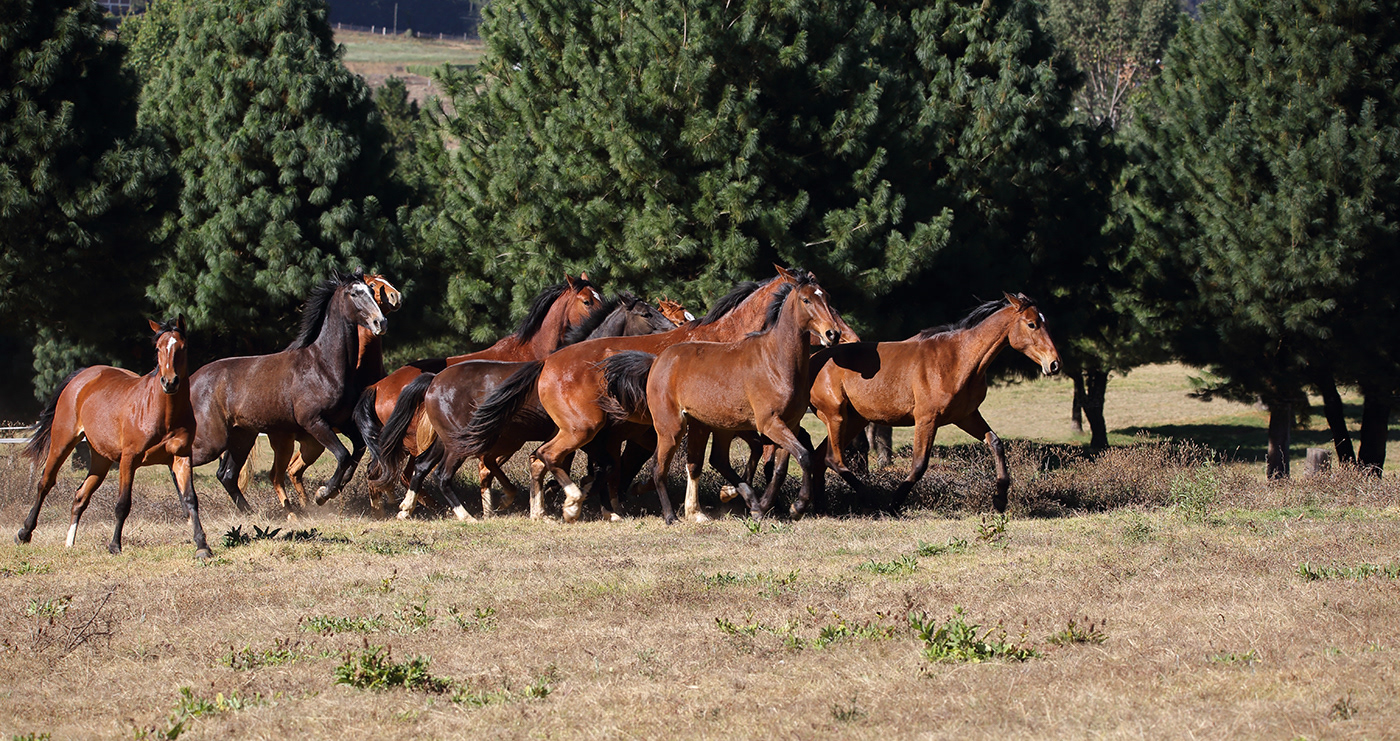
[751,269,817,335]
[290,270,361,349]
[695,281,760,326]
[150,318,184,341]
[916,295,1036,339]
[559,293,623,346]
[513,278,598,341]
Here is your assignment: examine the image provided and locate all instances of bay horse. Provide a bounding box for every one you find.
[656,299,694,326]
[353,275,605,490]
[189,269,387,515]
[603,270,843,523]
[16,318,212,557]
[808,293,1061,513]
[261,273,402,508]
[374,292,678,520]
[463,267,802,522]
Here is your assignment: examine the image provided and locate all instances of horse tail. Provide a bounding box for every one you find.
[23,369,84,463]
[370,372,435,489]
[600,351,655,422]
[353,386,383,479]
[462,361,544,458]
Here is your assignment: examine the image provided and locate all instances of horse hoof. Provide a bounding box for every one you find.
[15,530,31,545]
[397,510,412,521]
[562,505,582,523]
[610,511,624,523]
[663,515,677,526]
[195,548,213,560]
[992,493,1008,513]
[749,510,764,521]
[690,510,713,524]
[108,541,122,555]
[286,512,300,522]
[719,485,739,503]
[452,505,476,522]
[314,487,331,506]
[500,493,517,510]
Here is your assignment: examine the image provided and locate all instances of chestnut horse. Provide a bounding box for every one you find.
[604,270,843,523]
[656,299,694,326]
[374,292,678,520]
[809,293,1061,513]
[16,318,212,557]
[353,275,606,492]
[190,269,387,515]
[465,266,840,523]
[261,273,402,508]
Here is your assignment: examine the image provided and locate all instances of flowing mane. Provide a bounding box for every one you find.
[916,295,1037,340]
[695,281,760,326]
[749,269,817,336]
[290,270,361,349]
[513,278,598,341]
[558,293,623,346]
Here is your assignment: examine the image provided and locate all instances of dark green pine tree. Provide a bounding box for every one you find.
[131,0,397,358]
[1127,0,1400,477]
[0,0,165,409]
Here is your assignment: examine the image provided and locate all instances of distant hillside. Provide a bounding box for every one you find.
[328,0,482,37]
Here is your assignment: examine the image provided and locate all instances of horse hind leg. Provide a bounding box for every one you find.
[66,455,113,548]
[216,430,258,514]
[267,433,299,518]
[16,432,83,544]
[289,438,325,508]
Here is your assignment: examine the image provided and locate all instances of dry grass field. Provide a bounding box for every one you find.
[336,30,485,104]
[1,364,1397,739]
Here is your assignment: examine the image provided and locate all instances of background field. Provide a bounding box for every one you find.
[1,364,1397,739]
[337,30,485,104]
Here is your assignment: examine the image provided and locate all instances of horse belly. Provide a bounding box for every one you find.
[843,375,916,427]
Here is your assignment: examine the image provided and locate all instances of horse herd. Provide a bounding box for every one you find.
[13,266,1061,558]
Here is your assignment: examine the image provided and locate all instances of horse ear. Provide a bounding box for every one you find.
[565,274,577,289]
[353,266,365,279]
[580,271,590,282]
[148,318,162,334]
[176,314,187,333]
[774,264,795,281]
[1003,292,1025,309]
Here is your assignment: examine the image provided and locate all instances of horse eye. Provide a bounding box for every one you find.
[1028,322,1037,329]
[802,298,811,304]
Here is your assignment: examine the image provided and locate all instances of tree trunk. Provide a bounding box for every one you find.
[1358,387,1391,476]
[1071,371,1086,435]
[1084,368,1109,449]
[1265,399,1292,480]
[1314,374,1355,464]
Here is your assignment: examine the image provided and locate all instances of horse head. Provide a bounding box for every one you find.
[562,273,606,330]
[616,292,677,335]
[148,316,188,395]
[364,273,402,312]
[1003,292,1060,376]
[775,265,842,348]
[345,268,389,337]
[656,298,694,325]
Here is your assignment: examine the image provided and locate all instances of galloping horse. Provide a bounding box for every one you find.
[465,266,836,523]
[809,293,1061,513]
[354,275,606,495]
[190,269,387,514]
[604,268,843,523]
[374,292,677,520]
[16,318,212,557]
[261,273,402,508]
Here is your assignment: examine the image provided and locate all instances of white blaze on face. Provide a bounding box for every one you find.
[590,289,603,303]
[814,289,823,297]
[684,311,695,321]
[1038,312,1046,325]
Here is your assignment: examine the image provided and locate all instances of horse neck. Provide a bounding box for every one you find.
[690,284,785,341]
[944,308,1016,383]
[754,296,813,377]
[357,326,385,377]
[308,293,360,378]
[587,308,631,340]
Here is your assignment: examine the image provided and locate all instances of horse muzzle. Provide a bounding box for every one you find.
[369,317,389,336]
[161,378,180,394]
[822,329,841,348]
[1043,359,1061,376]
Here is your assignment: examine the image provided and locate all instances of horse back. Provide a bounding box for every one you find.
[651,340,795,431]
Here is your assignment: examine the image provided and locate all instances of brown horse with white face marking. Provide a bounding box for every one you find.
[190,269,387,514]
[656,299,694,326]
[16,318,211,557]
[603,269,843,523]
[809,293,1061,513]
[266,273,402,507]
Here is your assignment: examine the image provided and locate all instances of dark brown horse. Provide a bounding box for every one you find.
[604,269,843,523]
[464,266,829,523]
[809,293,1061,513]
[374,292,678,519]
[16,318,211,557]
[190,269,387,515]
[260,273,402,508]
[353,275,606,490]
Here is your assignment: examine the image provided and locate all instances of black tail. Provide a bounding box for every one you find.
[370,372,435,489]
[23,369,84,462]
[462,361,544,458]
[601,351,655,421]
[353,386,384,478]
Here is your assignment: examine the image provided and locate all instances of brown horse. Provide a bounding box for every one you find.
[16,318,211,557]
[809,293,1061,513]
[375,292,678,520]
[464,266,834,523]
[190,269,387,515]
[262,273,402,508]
[656,298,694,326]
[603,269,843,523]
[353,275,606,491]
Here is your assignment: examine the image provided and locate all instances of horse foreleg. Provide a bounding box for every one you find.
[108,455,139,555]
[890,419,938,514]
[682,425,717,522]
[535,431,595,523]
[65,455,112,548]
[173,456,212,558]
[819,409,869,499]
[957,412,1009,513]
[288,438,325,507]
[755,417,814,519]
[305,418,354,506]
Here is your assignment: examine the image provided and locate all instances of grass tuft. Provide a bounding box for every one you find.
[333,645,450,693]
[911,607,1038,663]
